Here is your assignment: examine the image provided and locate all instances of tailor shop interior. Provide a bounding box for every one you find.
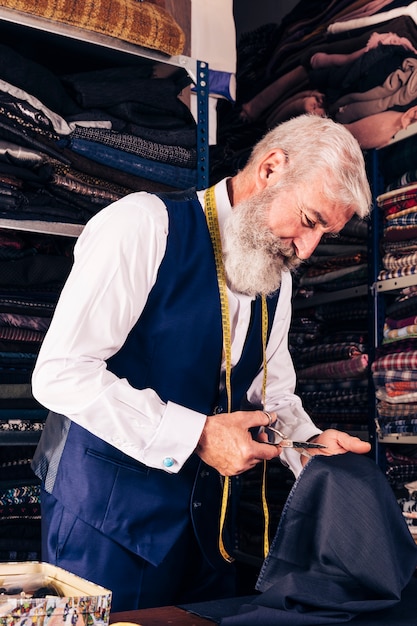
[1,0,417,614]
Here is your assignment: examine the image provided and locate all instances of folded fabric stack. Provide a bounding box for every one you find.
[290,216,369,434]
[0,226,73,560]
[398,478,417,542]
[0,41,198,228]
[212,0,417,183]
[0,445,41,561]
[371,185,417,488]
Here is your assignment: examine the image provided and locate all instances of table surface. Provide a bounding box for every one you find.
[110,605,216,625]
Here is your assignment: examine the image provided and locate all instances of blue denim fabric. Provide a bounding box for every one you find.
[62,137,197,189]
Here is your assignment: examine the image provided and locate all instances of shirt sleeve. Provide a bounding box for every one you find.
[246,270,322,477]
[31,192,206,474]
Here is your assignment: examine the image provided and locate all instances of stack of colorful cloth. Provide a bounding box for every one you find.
[372,184,417,488]
[290,216,369,435]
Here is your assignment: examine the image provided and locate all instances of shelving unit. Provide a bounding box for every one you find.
[0,5,209,561]
[368,142,417,548]
[0,6,210,190]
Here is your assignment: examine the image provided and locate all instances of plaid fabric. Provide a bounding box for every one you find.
[382,251,417,269]
[386,381,417,394]
[376,389,417,403]
[377,400,417,419]
[376,418,417,435]
[0,0,186,56]
[384,214,417,228]
[372,351,417,371]
[377,182,417,207]
[378,265,417,280]
[383,240,417,256]
[297,354,368,380]
[373,369,417,384]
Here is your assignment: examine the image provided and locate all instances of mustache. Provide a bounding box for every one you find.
[267,238,296,260]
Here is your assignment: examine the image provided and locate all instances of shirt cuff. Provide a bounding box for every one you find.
[280,425,323,477]
[142,401,206,473]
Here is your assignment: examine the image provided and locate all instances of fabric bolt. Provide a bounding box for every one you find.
[383,252,417,269]
[383,323,417,341]
[292,342,366,366]
[123,122,197,148]
[374,369,417,385]
[306,251,367,269]
[296,354,368,380]
[71,126,197,168]
[377,400,417,419]
[62,70,194,126]
[376,331,417,349]
[220,452,417,625]
[372,351,417,372]
[385,294,417,319]
[0,44,80,116]
[377,181,417,207]
[315,45,414,109]
[327,1,417,35]
[299,265,367,284]
[332,57,417,124]
[378,267,417,280]
[41,138,178,194]
[64,137,197,189]
[376,388,417,403]
[0,418,44,431]
[47,171,127,207]
[386,314,417,329]
[383,239,417,255]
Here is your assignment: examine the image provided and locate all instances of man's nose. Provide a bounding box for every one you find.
[294,230,323,260]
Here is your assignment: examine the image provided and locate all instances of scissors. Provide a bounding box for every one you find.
[259,424,327,450]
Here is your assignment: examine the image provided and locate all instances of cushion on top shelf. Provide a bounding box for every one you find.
[0,0,185,56]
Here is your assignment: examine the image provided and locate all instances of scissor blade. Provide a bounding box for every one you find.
[291,441,327,449]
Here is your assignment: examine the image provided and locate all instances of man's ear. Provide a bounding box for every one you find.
[257,148,288,188]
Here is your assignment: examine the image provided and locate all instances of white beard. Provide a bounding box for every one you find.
[222,190,302,297]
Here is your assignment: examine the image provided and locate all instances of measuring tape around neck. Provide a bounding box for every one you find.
[204,186,271,561]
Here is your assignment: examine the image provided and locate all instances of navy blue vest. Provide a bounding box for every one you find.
[35,190,280,568]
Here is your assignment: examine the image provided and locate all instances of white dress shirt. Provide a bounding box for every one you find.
[31,179,321,477]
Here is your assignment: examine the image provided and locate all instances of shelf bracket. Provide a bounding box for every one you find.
[195,60,209,190]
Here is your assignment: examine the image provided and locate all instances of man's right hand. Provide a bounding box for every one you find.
[195,410,282,476]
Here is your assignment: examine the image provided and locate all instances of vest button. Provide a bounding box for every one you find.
[163,457,175,468]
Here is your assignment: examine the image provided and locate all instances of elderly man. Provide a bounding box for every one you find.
[31,114,372,611]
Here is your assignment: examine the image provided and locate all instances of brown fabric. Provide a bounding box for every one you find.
[0,0,185,56]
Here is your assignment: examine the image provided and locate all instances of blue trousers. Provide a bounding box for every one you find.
[40,489,236,612]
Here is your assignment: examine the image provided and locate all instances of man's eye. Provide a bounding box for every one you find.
[302,212,316,228]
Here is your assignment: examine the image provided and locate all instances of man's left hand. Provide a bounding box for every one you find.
[302,429,371,465]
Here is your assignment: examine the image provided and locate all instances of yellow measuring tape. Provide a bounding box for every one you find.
[204,186,271,562]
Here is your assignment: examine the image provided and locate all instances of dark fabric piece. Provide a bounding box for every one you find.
[219,453,417,625]
[181,578,417,625]
[0,43,80,116]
